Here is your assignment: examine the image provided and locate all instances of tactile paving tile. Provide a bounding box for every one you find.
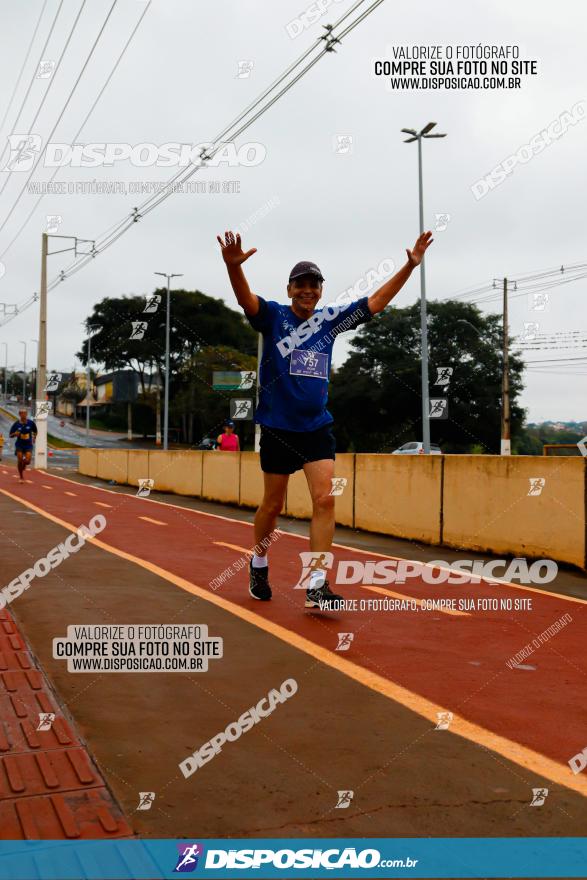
[0,608,133,840]
[0,788,133,839]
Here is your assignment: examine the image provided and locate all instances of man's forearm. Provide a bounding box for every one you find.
[227,263,252,304]
[368,260,415,315]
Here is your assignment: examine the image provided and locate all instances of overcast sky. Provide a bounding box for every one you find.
[0,0,585,423]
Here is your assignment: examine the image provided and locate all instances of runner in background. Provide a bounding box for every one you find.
[9,409,38,482]
[216,420,240,451]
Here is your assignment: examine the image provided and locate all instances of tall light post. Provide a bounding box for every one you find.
[30,339,38,404]
[85,324,99,445]
[19,340,27,405]
[0,343,7,400]
[402,121,446,454]
[154,272,183,451]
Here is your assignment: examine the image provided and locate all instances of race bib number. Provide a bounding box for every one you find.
[20,432,30,440]
[289,349,328,379]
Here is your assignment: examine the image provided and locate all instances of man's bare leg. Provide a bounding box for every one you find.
[16,451,25,482]
[302,459,340,604]
[253,472,289,555]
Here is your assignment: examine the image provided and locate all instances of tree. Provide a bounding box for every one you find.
[329,299,525,453]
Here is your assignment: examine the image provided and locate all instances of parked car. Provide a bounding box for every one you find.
[392,441,442,455]
[196,437,217,450]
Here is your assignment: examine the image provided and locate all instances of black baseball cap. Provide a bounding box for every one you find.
[224,419,235,427]
[289,261,324,283]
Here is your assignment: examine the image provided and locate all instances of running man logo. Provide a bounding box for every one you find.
[434,366,453,387]
[5,134,42,171]
[522,321,539,341]
[335,790,354,809]
[37,59,56,79]
[137,791,156,811]
[530,787,549,806]
[35,400,52,420]
[333,135,353,155]
[336,632,354,652]
[46,214,62,234]
[143,294,162,313]
[230,399,253,420]
[294,551,334,589]
[238,371,256,390]
[130,321,148,340]
[329,477,347,496]
[236,60,254,78]
[528,477,546,497]
[429,398,448,419]
[435,711,453,730]
[434,213,451,231]
[137,478,154,498]
[529,292,549,311]
[174,843,204,873]
[36,712,55,731]
[44,372,61,393]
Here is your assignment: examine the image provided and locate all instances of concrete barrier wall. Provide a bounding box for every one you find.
[149,451,203,496]
[443,455,586,568]
[354,454,443,544]
[79,450,587,568]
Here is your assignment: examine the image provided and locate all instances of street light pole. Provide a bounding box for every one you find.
[402,122,446,454]
[501,277,511,455]
[19,341,26,404]
[85,324,99,446]
[155,271,183,451]
[1,343,7,400]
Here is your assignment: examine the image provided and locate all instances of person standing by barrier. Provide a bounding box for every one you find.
[216,420,240,451]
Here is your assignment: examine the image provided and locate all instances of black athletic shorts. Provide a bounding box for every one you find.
[259,424,336,474]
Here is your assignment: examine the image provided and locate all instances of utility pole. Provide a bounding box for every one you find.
[154,272,182,450]
[501,277,511,455]
[401,122,446,453]
[35,232,94,469]
[19,340,27,405]
[1,343,7,400]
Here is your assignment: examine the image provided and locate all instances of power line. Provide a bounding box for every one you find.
[0,0,118,238]
[1,0,386,323]
[0,0,88,199]
[0,0,152,260]
[0,0,50,139]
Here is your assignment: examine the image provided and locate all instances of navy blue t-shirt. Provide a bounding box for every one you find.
[10,419,38,448]
[246,295,372,432]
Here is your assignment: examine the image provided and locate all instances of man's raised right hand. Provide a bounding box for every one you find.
[216,230,257,266]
